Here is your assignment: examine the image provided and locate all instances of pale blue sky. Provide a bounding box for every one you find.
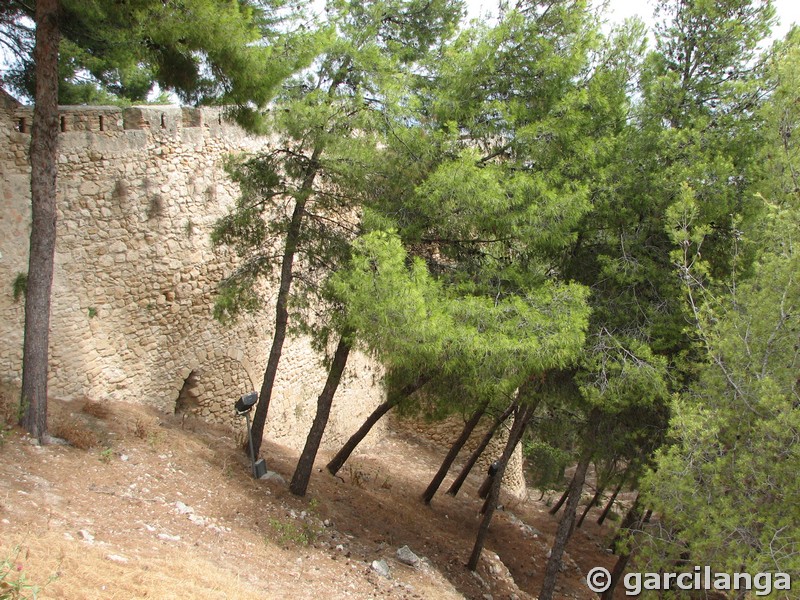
[605,0,799,39]
[465,0,800,40]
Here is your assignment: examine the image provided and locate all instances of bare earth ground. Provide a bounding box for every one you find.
[1,397,620,599]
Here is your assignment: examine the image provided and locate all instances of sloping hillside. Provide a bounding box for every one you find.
[1,394,618,599]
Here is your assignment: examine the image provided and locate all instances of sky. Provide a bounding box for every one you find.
[465,0,800,40]
[606,0,800,39]
[3,0,799,104]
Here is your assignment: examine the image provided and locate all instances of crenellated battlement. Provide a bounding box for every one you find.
[8,103,227,136]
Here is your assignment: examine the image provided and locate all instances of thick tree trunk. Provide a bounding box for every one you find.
[289,334,351,496]
[20,0,60,443]
[422,400,488,505]
[326,373,430,476]
[597,471,627,526]
[467,398,536,571]
[549,478,572,515]
[249,149,321,459]
[447,399,516,497]
[577,484,605,528]
[538,449,592,600]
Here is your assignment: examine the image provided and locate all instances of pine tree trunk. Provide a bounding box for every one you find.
[577,484,605,528]
[601,496,644,598]
[477,471,494,500]
[326,374,430,476]
[601,550,632,600]
[20,0,60,443]
[610,493,640,553]
[289,334,351,496]
[467,398,536,571]
[422,400,488,505]
[327,397,398,476]
[549,479,572,515]
[597,472,627,526]
[538,449,591,600]
[249,149,321,459]
[447,400,516,497]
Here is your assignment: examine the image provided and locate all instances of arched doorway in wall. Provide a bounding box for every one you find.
[174,354,255,431]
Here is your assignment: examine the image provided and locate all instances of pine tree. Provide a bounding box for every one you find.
[212,0,465,460]
[12,0,311,441]
[637,33,800,575]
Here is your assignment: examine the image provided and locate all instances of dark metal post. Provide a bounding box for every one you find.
[235,391,266,479]
[245,411,257,478]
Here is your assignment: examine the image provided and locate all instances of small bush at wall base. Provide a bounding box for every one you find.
[80,400,110,420]
[51,419,98,450]
[0,384,19,428]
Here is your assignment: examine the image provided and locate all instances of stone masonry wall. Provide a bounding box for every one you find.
[390,411,527,501]
[0,95,385,453]
[0,94,527,491]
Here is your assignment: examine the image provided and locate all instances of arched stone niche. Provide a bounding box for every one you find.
[175,354,255,429]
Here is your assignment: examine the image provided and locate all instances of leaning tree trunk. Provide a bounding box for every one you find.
[597,470,628,526]
[610,493,640,553]
[601,547,633,600]
[539,448,592,600]
[327,397,398,476]
[326,374,430,476]
[602,495,644,599]
[549,477,573,515]
[422,399,488,505]
[447,399,516,497]
[20,0,61,443]
[248,149,320,459]
[467,399,536,571]
[289,334,351,496]
[577,483,605,528]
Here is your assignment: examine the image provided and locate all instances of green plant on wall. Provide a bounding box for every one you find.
[147,195,164,219]
[11,273,27,302]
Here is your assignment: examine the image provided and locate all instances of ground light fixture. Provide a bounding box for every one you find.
[235,391,267,478]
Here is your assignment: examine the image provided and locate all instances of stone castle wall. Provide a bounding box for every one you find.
[0,95,526,496]
[0,96,385,452]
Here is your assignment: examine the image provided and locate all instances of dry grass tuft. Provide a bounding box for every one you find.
[80,399,111,420]
[132,418,148,439]
[0,382,20,427]
[50,418,98,450]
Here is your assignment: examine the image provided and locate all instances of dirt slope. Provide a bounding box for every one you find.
[1,398,618,599]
